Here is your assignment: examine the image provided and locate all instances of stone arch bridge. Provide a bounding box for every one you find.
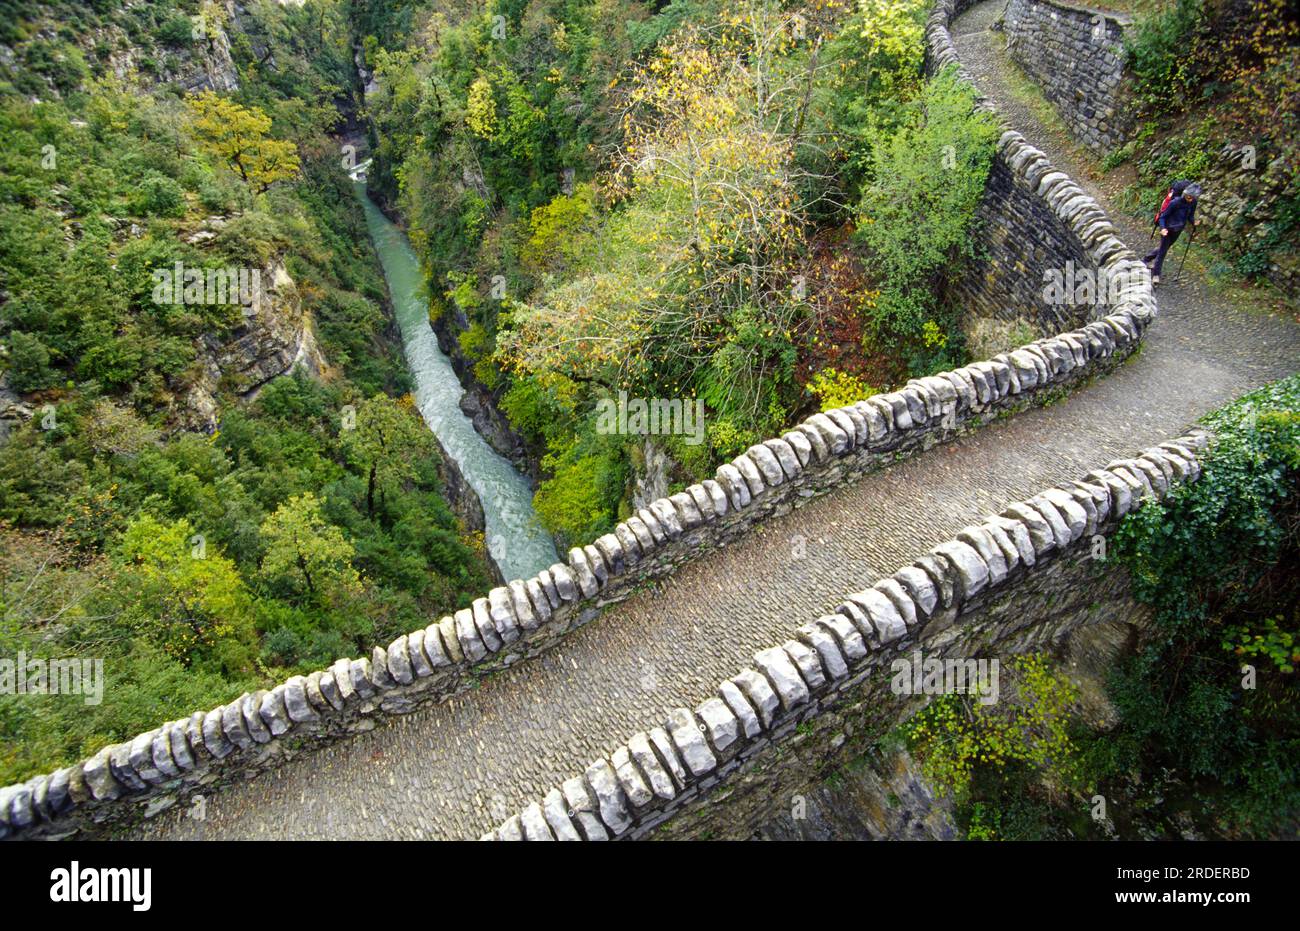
[2,0,1297,841]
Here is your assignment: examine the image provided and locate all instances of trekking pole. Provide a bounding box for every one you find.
[1174,229,1192,283]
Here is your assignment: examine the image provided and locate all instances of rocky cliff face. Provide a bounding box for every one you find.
[11,0,243,96]
[754,748,959,840]
[749,614,1142,840]
[181,260,327,432]
[630,438,672,511]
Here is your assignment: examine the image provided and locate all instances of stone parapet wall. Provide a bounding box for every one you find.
[1002,0,1133,152]
[948,147,1102,332]
[0,0,1157,842]
[483,430,1208,840]
[935,0,1148,332]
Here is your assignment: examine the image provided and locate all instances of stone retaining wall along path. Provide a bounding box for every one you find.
[1001,0,1133,152]
[2,0,1297,841]
[484,431,1209,840]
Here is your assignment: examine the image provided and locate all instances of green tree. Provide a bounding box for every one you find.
[341,393,434,520]
[113,515,257,673]
[855,68,999,368]
[259,492,361,605]
[187,91,300,194]
[5,330,56,392]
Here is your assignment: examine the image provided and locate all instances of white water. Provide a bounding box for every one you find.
[354,183,558,582]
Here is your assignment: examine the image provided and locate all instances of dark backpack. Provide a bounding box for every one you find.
[1154,180,1191,225]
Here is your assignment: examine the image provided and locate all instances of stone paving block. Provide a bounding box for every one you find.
[284,676,318,723]
[567,549,600,599]
[696,698,742,755]
[665,708,718,777]
[647,726,690,789]
[717,680,763,740]
[202,708,234,759]
[764,438,803,479]
[782,639,827,691]
[747,443,785,486]
[669,491,704,529]
[627,732,678,799]
[732,454,767,497]
[1003,502,1056,554]
[369,647,396,690]
[731,669,780,729]
[611,746,654,808]
[258,688,291,737]
[892,565,940,618]
[796,623,850,681]
[584,759,633,836]
[508,579,540,631]
[524,578,553,625]
[542,787,583,841]
[519,802,555,840]
[956,525,1009,584]
[470,599,503,654]
[812,614,869,663]
[240,693,274,744]
[932,540,992,602]
[874,576,920,628]
[561,776,608,842]
[752,648,810,710]
[781,430,813,466]
[536,568,562,607]
[387,634,415,685]
[847,587,908,644]
[701,479,730,516]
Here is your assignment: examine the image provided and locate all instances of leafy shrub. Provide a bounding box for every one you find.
[1126,0,1206,112]
[855,68,999,370]
[904,654,1082,800]
[155,15,195,48]
[1105,373,1300,835]
[22,39,89,95]
[806,367,877,411]
[131,172,186,217]
[534,440,627,546]
[5,330,57,391]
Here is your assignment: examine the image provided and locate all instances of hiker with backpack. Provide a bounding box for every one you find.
[1143,180,1201,284]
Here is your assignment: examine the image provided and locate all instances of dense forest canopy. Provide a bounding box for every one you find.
[357,0,998,544]
[0,0,494,784]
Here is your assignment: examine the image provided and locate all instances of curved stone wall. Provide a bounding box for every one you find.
[0,0,1156,841]
[936,0,1149,333]
[1002,0,1133,152]
[483,430,1209,841]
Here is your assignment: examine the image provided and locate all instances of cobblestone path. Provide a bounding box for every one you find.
[135,0,1299,840]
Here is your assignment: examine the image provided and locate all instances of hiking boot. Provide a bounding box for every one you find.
[1152,275,1161,285]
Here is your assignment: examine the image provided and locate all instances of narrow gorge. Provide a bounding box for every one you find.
[353,182,557,583]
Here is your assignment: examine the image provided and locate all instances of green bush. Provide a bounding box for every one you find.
[155,15,195,49]
[131,172,186,218]
[534,439,627,546]
[855,67,999,371]
[5,330,57,391]
[1104,373,1300,836]
[1126,0,1206,112]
